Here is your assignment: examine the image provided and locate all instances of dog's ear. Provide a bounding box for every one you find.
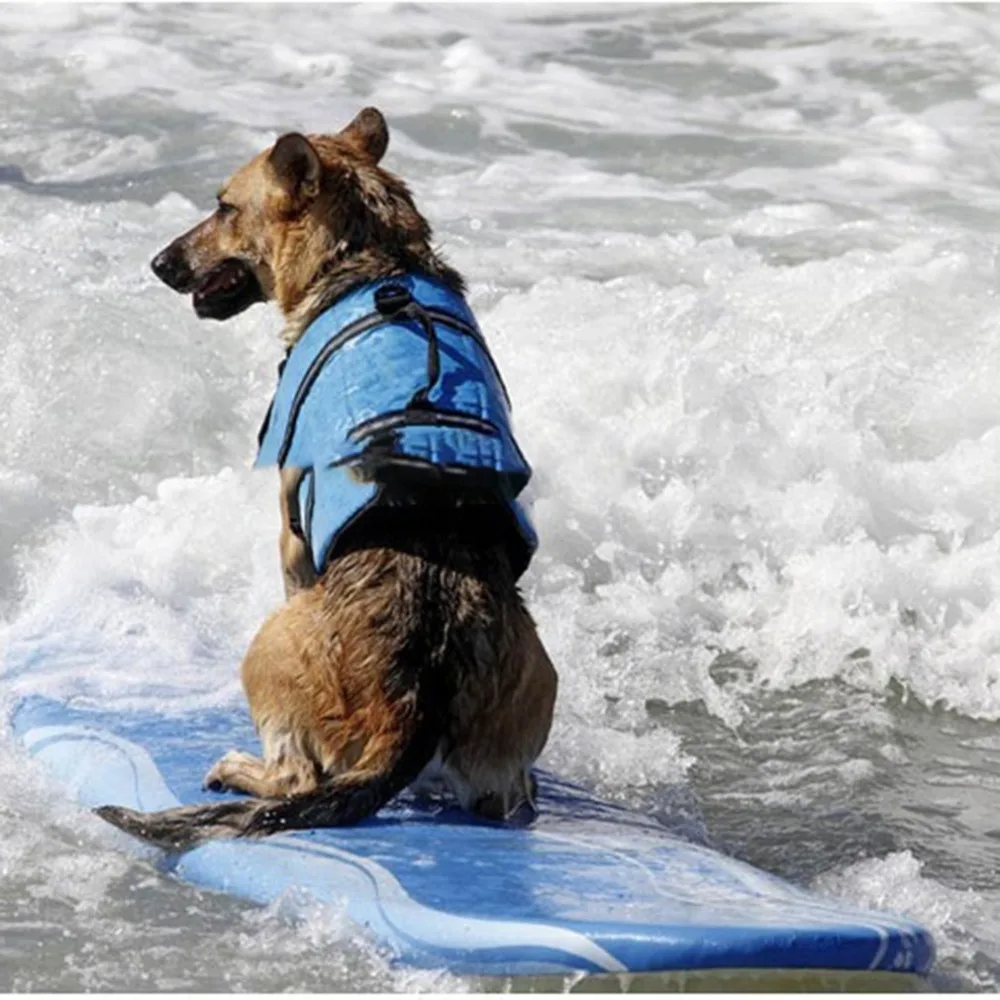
[339,107,389,164]
[269,132,323,208]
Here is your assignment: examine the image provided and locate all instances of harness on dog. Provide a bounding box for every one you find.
[255,274,537,578]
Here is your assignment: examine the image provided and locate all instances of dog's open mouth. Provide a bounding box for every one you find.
[192,258,265,320]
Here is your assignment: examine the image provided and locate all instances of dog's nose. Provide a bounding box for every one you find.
[150,245,194,292]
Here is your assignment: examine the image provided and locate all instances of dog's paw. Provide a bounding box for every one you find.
[202,750,258,792]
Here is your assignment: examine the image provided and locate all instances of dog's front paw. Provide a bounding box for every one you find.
[203,750,258,793]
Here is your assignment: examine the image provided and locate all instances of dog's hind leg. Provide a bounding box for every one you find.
[98,548,453,850]
[201,589,343,799]
[444,603,557,822]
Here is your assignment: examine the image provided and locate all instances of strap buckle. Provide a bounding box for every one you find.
[374,283,413,316]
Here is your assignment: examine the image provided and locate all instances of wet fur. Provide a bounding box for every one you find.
[98,108,557,850]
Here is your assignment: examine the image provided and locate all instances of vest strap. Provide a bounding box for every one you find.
[348,408,500,444]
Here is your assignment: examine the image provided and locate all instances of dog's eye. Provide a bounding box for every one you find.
[216,200,237,218]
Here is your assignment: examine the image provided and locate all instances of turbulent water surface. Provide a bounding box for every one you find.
[3,2,1000,991]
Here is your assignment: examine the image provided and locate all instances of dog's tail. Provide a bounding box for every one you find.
[94,690,443,852]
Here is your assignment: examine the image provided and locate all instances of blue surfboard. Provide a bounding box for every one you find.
[10,695,934,986]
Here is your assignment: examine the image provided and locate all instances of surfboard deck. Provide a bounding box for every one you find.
[10,695,934,984]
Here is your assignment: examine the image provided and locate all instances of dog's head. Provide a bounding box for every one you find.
[151,107,432,324]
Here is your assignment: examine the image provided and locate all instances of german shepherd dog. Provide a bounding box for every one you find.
[96,108,557,850]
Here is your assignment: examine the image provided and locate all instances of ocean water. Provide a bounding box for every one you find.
[1,1,1000,990]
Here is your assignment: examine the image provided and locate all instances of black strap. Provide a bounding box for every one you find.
[424,306,511,409]
[348,407,500,443]
[256,355,288,450]
[373,284,440,408]
[276,309,394,465]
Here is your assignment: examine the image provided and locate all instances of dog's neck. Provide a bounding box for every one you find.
[279,243,465,349]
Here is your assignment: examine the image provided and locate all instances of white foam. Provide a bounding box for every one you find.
[816,852,1000,986]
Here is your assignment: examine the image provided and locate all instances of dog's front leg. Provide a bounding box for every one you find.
[279,466,318,599]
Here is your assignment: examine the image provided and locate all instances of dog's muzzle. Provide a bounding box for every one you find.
[151,242,265,321]
[150,243,196,293]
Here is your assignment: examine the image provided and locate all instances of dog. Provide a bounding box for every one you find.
[95,107,557,850]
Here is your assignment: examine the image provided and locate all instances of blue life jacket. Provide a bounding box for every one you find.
[255,274,537,578]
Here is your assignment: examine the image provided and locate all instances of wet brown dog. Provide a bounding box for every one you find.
[96,108,557,850]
